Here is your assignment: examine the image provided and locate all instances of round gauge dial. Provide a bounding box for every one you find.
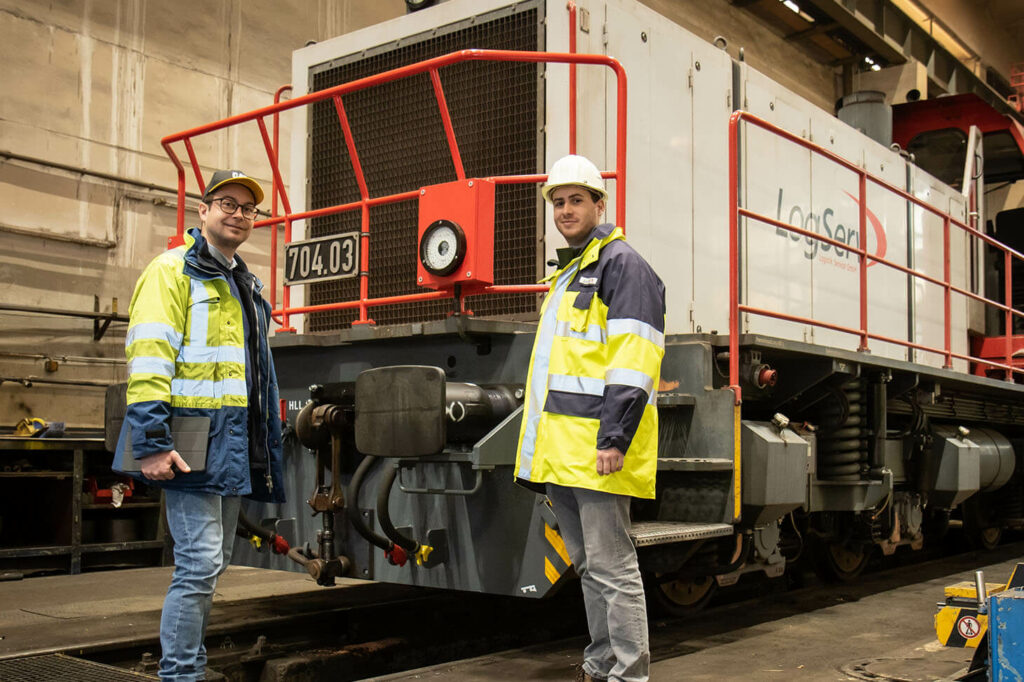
[420,219,467,277]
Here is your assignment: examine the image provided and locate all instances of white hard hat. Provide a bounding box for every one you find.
[541,155,608,204]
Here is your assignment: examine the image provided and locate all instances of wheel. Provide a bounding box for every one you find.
[962,497,1002,550]
[922,509,951,547]
[646,574,717,617]
[813,541,870,582]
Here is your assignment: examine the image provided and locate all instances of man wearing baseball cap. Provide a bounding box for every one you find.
[515,155,666,682]
[114,169,284,681]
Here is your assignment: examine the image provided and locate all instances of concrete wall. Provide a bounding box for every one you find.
[0,0,404,430]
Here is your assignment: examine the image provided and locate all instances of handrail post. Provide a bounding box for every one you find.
[858,172,869,352]
[943,216,953,368]
[175,167,186,243]
[254,115,297,331]
[1006,251,1014,380]
[614,63,627,228]
[184,139,205,196]
[270,85,292,324]
[332,94,374,325]
[728,112,742,406]
[282,215,294,331]
[429,69,465,181]
[567,1,577,155]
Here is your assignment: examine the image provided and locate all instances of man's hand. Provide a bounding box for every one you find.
[596,447,625,476]
[139,450,191,480]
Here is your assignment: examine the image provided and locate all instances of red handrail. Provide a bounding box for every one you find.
[728,110,1024,405]
[270,84,292,328]
[567,1,577,155]
[160,49,628,327]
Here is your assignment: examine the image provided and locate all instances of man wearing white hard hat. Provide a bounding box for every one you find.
[515,155,666,682]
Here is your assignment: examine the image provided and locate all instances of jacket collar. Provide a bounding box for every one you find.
[545,223,621,282]
[183,227,263,293]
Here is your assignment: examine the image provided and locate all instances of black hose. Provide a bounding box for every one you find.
[712,533,752,576]
[237,507,273,542]
[287,546,311,567]
[347,455,393,552]
[376,463,420,553]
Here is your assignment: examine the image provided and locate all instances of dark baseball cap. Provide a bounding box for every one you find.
[202,170,264,205]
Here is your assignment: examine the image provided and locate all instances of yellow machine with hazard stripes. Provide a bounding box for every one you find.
[936,564,1024,648]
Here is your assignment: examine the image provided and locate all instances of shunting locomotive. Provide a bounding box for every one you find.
[156,0,1024,614]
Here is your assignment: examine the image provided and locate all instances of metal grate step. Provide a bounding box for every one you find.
[657,457,733,471]
[0,653,158,681]
[629,521,734,547]
[656,392,697,407]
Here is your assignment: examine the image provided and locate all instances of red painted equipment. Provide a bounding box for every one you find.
[972,335,1024,381]
[160,49,627,329]
[893,94,1024,154]
[386,544,408,567]
[417,179,496,291]
[269,533,290,555]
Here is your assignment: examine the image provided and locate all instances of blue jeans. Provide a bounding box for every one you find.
[546,484,649,682]
[159,490,240,681]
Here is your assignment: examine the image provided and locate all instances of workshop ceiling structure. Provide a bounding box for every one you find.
[734,0,1024,119]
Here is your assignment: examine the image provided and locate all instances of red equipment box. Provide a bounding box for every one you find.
[416,179,495,290]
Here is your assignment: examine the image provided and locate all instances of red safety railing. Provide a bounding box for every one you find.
[269,84,292,326]
[160,49,627,330]
[727,110,1024,405]
[567,1,578,155]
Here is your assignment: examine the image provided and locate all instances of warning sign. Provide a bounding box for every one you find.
[957,615,981,640]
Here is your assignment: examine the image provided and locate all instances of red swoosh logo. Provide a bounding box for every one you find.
[843,191,887,267]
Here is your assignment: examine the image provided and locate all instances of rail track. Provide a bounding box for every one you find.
[36,534,1024,681]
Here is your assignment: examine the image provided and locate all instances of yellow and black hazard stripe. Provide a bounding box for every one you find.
[935,606,987,648]
[1007,562,1024,589]
[543,522,573,586]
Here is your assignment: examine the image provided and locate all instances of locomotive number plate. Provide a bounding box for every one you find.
[284,232,359,285]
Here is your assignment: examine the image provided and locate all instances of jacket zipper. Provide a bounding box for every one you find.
[248,277,273,494]
[188,242,274,494]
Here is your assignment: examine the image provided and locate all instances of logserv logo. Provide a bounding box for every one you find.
[774,188,887,270]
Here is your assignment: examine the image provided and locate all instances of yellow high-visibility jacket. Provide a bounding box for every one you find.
[112,228,284,502]
[515,224,666,499]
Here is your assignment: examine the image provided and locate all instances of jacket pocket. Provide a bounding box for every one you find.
[569,288,595,333]
[187,294,222,346]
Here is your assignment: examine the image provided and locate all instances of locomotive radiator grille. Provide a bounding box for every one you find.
[307,3,544,331]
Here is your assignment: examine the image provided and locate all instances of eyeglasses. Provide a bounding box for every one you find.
[207,196,258,219]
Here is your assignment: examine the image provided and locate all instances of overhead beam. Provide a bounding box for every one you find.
[797,0,907,64]
[786,20,839,42]
[748,0,1022,122]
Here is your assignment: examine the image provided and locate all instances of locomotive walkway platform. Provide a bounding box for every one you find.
[375,545,1024,681]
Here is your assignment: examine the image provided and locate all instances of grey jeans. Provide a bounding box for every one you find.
[546,484,649,682]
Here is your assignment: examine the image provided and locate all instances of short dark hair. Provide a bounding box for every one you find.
[587,189,603,203]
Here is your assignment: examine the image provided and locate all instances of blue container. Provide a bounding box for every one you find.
[989,588,1024,681]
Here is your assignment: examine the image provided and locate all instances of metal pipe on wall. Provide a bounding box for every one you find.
[0,150,201,200]
[0,376,112,389]
[0,351,125,366]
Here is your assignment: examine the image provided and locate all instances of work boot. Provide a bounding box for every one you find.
[574,663,603,682]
